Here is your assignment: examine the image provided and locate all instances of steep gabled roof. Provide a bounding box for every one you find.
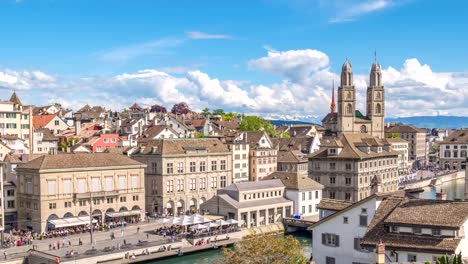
[441,129,468,144]
[33,114,57,129]
[9,91,21,105]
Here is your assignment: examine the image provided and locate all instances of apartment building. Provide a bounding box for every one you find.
[0,92,33,148]
[16,153,146,232]
[132,138,232,216]
[228,140,249,183]
[309,134,399,202]
[439,129,468,170]
[235,131,277,181]
[385,124,427,168]
[386,138,410,174]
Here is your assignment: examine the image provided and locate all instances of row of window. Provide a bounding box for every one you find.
[301,191,320,201]
[233,144,247,151]
[243,190,281,200]
[443,150,467,158]
[166,176,227,193]
[0,123,18,129]
[301,204,318,214]
[156,160,227,174]
[253,157,277,165]
[234,154,247,160]
[445,145,467,149]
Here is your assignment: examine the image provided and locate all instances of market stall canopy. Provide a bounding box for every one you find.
[226,219,239,225]
[215,220,229,226]
[189,224,208,230]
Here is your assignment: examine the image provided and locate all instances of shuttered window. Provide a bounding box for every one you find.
[322,233,340,247]
[105,177,113,191]
[78,179,86,193]
[91,178,100,192]
[48,180,56,195]
[63,179,71,194]
[118,176,126,190]
[26,179,33,194]
[131,175,139,189]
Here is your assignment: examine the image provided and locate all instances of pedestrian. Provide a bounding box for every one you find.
[146,233,149,239]
[123,239,126,245]
[49,244,52,250]
[68,240,71,246]
[78,238,82,246]
[57,241,60,250]
[137,227,140,233]
[3,251,7,260]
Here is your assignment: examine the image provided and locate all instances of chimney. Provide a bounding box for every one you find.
[376,241,385,264]
[436,189,447,200]
[74,113,82,135]
[465,158,468,201]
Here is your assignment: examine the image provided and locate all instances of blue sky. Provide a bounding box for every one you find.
[0,0,467,119]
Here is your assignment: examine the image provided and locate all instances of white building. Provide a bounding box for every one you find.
[32,114,69,134]
[0,135,29,155]
[32,128,58,154]
[265,172,323,217]
[387,138,410,174]
[228,141,250,183]
[439,129,467,170]
[309,194,384,264]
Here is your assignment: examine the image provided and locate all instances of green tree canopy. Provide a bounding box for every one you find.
[216,234,308,264]
[238,116,276,136]
[212,109,225,116]
[201,108,211,116]
[387,132,400,138]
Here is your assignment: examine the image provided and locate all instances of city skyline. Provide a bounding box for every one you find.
[0,0,466,119]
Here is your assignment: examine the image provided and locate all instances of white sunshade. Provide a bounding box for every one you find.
[189,224,208,230]
[206,222,219,229]
[226,219,239,225]
[215,220,229,226]
[105,210,141,218]
[48,216,97,228]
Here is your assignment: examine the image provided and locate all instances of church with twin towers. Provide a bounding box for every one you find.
[323,56,385,139]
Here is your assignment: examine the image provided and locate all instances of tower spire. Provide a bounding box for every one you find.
[330,80,336,113]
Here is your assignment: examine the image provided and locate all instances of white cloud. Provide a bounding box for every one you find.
[1,49,466,120]
[248,49,330,82]
[95,38,183,63]
[329,0,391,23]
[185,31,232,40]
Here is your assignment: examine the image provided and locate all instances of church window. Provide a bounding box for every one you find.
[375,103,382,114]
[346,104,353,115]
[376,92,381,99]
[360,125,367,134]
[346,92,352,100]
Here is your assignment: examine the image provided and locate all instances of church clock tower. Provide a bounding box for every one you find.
[366,55,385,138]
[337,58,356,136]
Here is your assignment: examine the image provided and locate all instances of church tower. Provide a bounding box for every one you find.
[366,54,385,138]
[337,58,356,136]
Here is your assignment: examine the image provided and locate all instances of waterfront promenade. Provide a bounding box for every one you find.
[0,220,169,262]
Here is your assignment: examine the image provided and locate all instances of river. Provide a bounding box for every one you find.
[144,178,464,263]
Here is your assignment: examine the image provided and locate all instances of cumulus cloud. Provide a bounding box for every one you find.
[1,49,466,120]
[248,49,330,82]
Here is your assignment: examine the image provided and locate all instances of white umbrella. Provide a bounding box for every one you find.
[207,222,219,229]
[226,219,239,225]
[189,224,208,230]
[178,218,193,226]
[158,218,171,224]
[171,217,182,225]
[215,220,229,226]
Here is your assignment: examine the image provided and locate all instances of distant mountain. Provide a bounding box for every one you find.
[385,116,468,129]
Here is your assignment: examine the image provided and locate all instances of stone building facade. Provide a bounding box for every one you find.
[201,179,293,227]
[309,134,399,202]
[132,138,232,216]
[16,153,146,232]
[228,140,249,183]
[439,129,468,170]
[385,124,428,168]
[322,58,385,139]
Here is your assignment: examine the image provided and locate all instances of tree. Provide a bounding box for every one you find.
[212,109,225,116]
[201,108,211,116]
[150,104,167,113]
[194,132,205,138]
[216,234,308,264]
[171,102,191,115]
[435,253,463,264]
[238,116,276,136]
[387,132,400,138]
[280,131,290,138]
[222,112,240,121]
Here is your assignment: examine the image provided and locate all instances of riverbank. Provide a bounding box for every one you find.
[403,170,464,190]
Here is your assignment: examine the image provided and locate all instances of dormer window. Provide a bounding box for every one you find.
[432,229,441,236]
[329,148,336,154]
[391,226,399,233]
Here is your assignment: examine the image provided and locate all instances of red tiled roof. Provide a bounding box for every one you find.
[33,114,56,129]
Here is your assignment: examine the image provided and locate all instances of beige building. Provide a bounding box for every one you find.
[0,92,33,148]
[322,58,385,139]
[201,179,293,227]
[132,138,232,216]
[277,150,308,177]
[235,131,277,181]
[16,153,146,232]
[309,134,399,202]
[439,129,468,170]
[228,140,249,183]
[385,124,427,168]
[386,138,410,174]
